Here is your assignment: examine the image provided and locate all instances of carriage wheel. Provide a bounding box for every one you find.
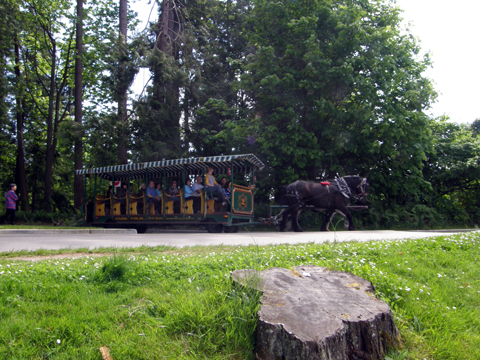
[224,226,239,233]
[206,223,224,233]
[136,225,148,234]
[326,211,348,231]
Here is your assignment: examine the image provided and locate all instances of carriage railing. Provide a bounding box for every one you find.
[231,184,255,191]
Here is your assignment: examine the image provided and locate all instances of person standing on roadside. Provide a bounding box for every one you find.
[0,184,18,225]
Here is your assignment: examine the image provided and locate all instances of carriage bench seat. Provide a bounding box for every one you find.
[207,199,215,214]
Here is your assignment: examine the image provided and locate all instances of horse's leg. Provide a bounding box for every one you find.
[321,209,335,231]
[284,214,292,231]
[278,211,287,232]
[333,210,349,230]
[278,208,291,232]
[291,205,303,232]
[336,206,355,231]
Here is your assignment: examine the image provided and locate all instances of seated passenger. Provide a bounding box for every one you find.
[137,183,146,214]
[105,185,113,214]
[220,177,231,198]
[156,183,162,197]
[184,178,201,212]
[168,180,181,202]
[116,182,127,214]
[192,176,204,194]
[205,167,227,206]
[147,181,161,214]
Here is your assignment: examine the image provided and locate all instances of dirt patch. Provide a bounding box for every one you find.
[6,253,113,261]
[2,244,246,262]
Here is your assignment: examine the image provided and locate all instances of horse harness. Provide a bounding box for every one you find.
[334,178,351,199]
[353,177,368,201]
[286,181,302,204]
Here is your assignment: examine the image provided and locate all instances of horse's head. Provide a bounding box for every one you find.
[355,177,369,204]
[343,176,369,204]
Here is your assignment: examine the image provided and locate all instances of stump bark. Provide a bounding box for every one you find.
[232,266,399,360]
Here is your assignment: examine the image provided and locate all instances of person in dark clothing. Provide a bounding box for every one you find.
[0,184,18,225]
[137,183,146,214]
[116,183,127,214]
[168,181,181,202]
[220,177,231,199]
[105,186,113,214]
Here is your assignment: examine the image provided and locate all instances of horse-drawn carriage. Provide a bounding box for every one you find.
[76,153,369,233]
[76,154,264,233]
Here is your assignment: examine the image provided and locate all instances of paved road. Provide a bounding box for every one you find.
[0,229,473,252]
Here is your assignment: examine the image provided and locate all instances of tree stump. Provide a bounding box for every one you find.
[232,266,399,360]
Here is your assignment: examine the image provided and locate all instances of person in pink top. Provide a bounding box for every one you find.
[1,184,18,225]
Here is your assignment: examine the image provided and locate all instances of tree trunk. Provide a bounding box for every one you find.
[233,266,399,360]
[14,38,30,212]
[117,0,128,164]
[159,0,172,54]
[44,41,57,212]
[152,0,182,158]
[74,0,84,209]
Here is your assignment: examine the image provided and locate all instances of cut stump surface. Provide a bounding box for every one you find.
[232,266,399,360]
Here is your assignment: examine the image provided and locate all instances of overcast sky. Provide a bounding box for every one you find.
[397,0,480,124]
[132,0,480,124]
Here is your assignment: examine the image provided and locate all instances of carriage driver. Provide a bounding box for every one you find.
[205,167,228,206]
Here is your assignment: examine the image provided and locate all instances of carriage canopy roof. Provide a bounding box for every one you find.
[75,154,265,181]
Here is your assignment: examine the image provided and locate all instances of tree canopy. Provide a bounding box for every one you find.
[1,0,479,228]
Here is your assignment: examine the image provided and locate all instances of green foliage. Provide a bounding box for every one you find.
[232,0,435,191]
[214,0,445,229]
[131,49,186,161]
[423,117,480,226]
[1,0,479,229]
[13,210,78,225]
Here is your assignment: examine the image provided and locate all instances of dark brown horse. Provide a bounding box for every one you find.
[278,176,369,232]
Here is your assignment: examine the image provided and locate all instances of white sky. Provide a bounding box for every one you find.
[396,0,480,124]
[132,0,480,124]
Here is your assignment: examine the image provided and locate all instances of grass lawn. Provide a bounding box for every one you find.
[0,232,478,359]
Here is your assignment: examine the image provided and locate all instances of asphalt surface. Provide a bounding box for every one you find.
[0,228,475,252]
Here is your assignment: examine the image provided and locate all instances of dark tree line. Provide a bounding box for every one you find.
[1,0,479,228]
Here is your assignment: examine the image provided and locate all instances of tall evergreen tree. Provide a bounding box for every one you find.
[117,0,128,164]
[131,0,186,161]
[187,0,251,156]
[74,0,84,209]
[14,35,30,212]
[21,0,77,212]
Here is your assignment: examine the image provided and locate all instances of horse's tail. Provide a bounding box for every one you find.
[276,185,288,205]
